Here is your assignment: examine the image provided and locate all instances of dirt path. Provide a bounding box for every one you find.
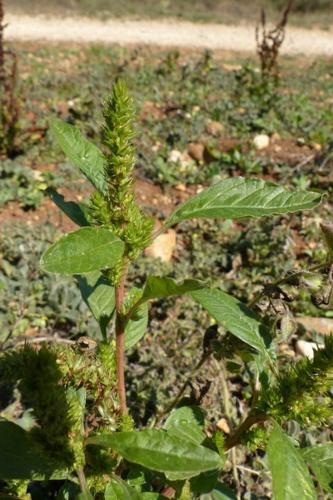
[5,14,333,56]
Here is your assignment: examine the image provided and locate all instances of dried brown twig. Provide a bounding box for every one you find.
[255,1,293,82]
[0,0,20,157]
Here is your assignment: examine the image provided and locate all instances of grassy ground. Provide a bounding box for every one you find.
[1,43,333,496]
[7,0,333,28]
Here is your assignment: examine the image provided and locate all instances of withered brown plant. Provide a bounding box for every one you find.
[0,0,19,157]
[256,1,293,83]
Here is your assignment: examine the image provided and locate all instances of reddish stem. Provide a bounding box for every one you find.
[115,274,128,416]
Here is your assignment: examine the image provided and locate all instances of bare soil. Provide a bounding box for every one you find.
[5,14,333,56]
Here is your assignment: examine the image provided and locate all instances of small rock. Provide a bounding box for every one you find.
[206,120,223,136]
[57,101,69,115]
[253,134,270,150]
[216,418,230,434]
[187,143,204,162]
[222,63,242,72]
[140,100,163,121]
[145,230,176,263]
[175,183,186,192]
[312,143,322,152]
[271,132,281,142]
[274,145,282,153]
[67,99,75,109]
[161,487,176,498]
[295,340,321,360]
[168,149,192,167]
[32,169,43,181]
[168,149,183,163]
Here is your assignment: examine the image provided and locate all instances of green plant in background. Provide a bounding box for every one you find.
[1,80,333,499]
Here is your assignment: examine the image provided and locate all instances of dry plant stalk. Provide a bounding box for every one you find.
[0,0,19,156]
[255,0,293,82]
[0,0,5,82]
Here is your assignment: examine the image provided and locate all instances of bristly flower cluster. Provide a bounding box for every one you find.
[257,335,333,427]
[88,80,154,276]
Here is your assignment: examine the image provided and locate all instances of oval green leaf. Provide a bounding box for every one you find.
[268,424,316,500]
[166,177,322,226]
[191,288,269,356]
[142,276,205,302]
[51,118,107,195]
[41,227,124,275]
[105,475,141,500]
[302,444,333,493]
[199,483,237,500]
[125,302,148,351]
[47,187,90,227]
[76,271,115,336]
[88,429,224,480]
[164,406,206,444]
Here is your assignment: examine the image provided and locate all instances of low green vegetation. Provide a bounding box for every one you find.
[0,41,333,498]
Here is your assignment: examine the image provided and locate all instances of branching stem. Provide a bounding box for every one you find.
[155,352,210,425]
[248,262,328,309]
[224,412,267,451]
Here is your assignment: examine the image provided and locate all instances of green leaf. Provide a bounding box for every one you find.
[76,271,115,336]
[56,481,81,500]
[267,424,316,500]
[77,491,94,500]
[302,444,333,493]
[51,118,107,195]
[191,288,269,355]
[0,420,68,480]
[105,476,141,500]
[125,302,148,351]
[165,177,322,226]
[88,429,224,481]
[164,406,206,444]
[46,187,90,227]
[41,227,124,275]
[199,483,237,500]
[141,276,205,302]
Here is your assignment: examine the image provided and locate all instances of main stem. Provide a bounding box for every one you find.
[115,273,128,416]
[77,467,90,497]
